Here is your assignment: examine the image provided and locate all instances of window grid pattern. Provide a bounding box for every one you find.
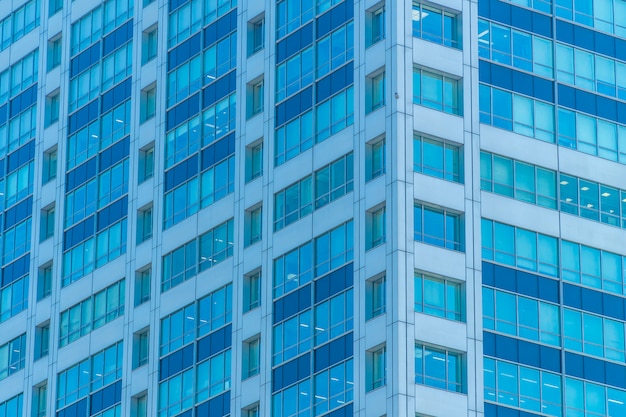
[413,67,462,115]
[273,220,353,298]
[478,19,553,78]
[564,307,626,362]
[414,273,464,322]
[414,135,462,183]
[483,287,561,347]
[415,343,464,393]
[480,151,557,209]
[0,0,40,52]
[484,357,562,415]
[414,203,463,251]
[482,218,626,296]
[59,280,125,347]
[565,376,626,416]
[412,2,461,49]
[159,284,232,356]
[556,42,626,99]
[0,333,26,381]
[0,275,28,323]
[161,219,234,292]
[274,153,353,231]
[479,84,555,143]
[56,341,124,409]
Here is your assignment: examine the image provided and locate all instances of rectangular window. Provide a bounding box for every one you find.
[137,205,153,244]
[313,289,353,346]
[198,218,235,271]
[247,78,264,118]
[38,263,52,300]
[244,270,261,313]
[368,206,386,249]
[273,242,313,298]
[272,310,312,365]
[140,84,156,122]
[133,329,149,369]
[162,220,234,291]
[483,287,561,347]
[243,336,261,378]
[40,204,55,242]
[56,341,123,409]
[94,219,128,268]
[49,0,63,16]
[246,141,263,182]
[47,35,62,72]
[414,135,463,183]
[484,357,563,414]
[244,404,260,417]
[414,203,464,251]
[481,151,557,209]
[414,272,463,321]
[274,153,353,231]
[413,67,462,115]
[415,343,464,393]
[132,392,148,417]
[45,90,60,127]
[366,275,386,320]
[367,137,386,180]
[313,359,354,415]
[480,84,555,144]
[199,155,236,209]
[367,345,386,391]
[33,383,47,417]
[412,3,461,49]
[245,205,262,247]
[42,147,57,183]
[367,70,385,113]
[366,4,385,47]
[34,322,50,360]
[481,219,560,278]
[248,16,265,55]
[315,86,355,142]
[479,19,553,78]
[276,0,314,40]
[138,144,154,183]
[315,21,354,79]
[159,285,232,356]
[135,267,151,306]
[142,26,158,64]
[274,110,313,166]
[314,220,354,277]
[0,334,26,380]
[167,0,202,48]
[59,279,125,347]
[0,276,28,323]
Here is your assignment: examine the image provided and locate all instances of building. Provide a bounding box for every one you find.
[1,0,626,416]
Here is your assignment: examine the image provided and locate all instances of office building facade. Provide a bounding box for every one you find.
[0,0,625,416]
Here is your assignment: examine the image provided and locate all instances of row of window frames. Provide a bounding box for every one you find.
[44,23,158,75]
[481,152,626,221]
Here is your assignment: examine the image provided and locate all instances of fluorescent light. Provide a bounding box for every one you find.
[560,181,569,185]
[602,192,611,197]
[581,186,589,191]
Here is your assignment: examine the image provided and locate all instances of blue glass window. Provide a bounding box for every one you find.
[272,310,312,365]
[480,84,555,143]
[274,111,314,166]
[414,135,462,183]
[484,357,562,414]
[415,273,464,321]
[478,19,553,78]
[316,22,354,78]
[415,343,464,393]
[413,3,461,49]
[276,0,314,40]
[414,203,463,251]
[313,359,353,415]
[413,67,462,115]
[480,151,557,209]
